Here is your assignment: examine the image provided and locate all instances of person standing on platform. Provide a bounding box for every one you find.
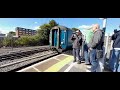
[109,29,120,72]
[71,30,83,64]
[87,24,104,72]
[83,26,94,65]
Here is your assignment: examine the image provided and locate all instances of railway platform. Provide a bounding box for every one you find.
[17,54,90,72]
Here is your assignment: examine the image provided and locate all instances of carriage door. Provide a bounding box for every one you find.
[60,30,66,49]
[54,29,57,47]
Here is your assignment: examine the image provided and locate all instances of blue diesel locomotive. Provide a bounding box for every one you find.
[49,26,73,52]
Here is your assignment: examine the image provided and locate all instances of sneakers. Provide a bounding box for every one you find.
[86,68,91,72]
[77,60,81,64]
[85,62,91,65]
[86,70,91,72]
[86,65,91,69]
[73,60,76,63]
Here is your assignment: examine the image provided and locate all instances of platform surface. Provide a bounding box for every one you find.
[17,54,96,72]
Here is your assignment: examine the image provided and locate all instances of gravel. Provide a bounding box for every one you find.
[0,45,49,56]
[0,50,58,72]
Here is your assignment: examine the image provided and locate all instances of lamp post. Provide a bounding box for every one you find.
[99,18,107,33]
[99,18,108,56]
[99,18,107,37]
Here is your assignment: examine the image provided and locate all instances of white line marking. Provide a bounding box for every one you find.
[17,54,73,72]
[64,62,76,72]
[17,54,62,72]
[33,67,41,72]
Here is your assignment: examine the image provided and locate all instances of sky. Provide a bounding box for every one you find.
[0,18,119,36]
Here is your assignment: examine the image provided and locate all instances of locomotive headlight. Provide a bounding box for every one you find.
[61,42,63,44]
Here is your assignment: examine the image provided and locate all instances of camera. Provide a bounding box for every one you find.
[114,29,118,33]
[71,33,76,40]
[72,32,76,37]
[114,29,120,34]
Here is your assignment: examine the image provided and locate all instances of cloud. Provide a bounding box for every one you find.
[34,26,39,30]
[34,22,38,24]
[0,28,13,35]
[78,25,93,29]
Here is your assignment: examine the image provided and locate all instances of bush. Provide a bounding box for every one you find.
[2,20,58,47]
[3,37,11,47]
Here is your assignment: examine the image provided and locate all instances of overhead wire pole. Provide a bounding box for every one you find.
[99,18,107,56]
[99,18,107,34]
[103,18,107,54]
[102,18,107,33]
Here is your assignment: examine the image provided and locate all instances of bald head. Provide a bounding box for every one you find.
[92,24,100,32]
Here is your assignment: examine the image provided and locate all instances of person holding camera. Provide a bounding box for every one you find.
[71,30,82,64]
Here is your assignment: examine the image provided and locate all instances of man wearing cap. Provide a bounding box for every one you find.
[71,30,82,64]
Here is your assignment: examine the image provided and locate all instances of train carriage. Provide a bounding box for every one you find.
[49,26,73,52]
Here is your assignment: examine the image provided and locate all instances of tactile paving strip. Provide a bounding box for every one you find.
[35,59,59,71]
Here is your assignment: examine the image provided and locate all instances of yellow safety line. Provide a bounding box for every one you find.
[44,55,74,72]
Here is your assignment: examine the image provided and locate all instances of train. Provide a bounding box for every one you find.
[49,25,74,52]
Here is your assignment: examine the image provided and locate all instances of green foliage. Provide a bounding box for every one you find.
[3,37,12,47]
[8,31,16,36]
[49,20,58,27]
[37,20,58,45]
[16,36,30,46]
[72,28,79,31]
[2,20,59,47]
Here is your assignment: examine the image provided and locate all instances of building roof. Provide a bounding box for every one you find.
[15,27,36,31]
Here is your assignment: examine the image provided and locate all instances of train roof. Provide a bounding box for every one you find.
[51,25,71,30]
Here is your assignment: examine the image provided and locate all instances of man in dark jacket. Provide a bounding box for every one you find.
[109,30,120,72]
[87,24,104,72]
[71,30,82,64]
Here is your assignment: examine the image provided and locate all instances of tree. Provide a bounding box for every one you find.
[8,31,16,36]
[38,24,50,42]
[72,28,79,31]
[3,37,11,47]
[37,20,59,45]
[16,36,30,46]
[49,20,58,27]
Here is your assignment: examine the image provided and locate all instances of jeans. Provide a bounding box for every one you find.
[117,64,120,72]
[73,48,81,61]
[109,50,115,71]
[109,49,120,72]
[89,47,105,72]
[96,47,105,72]
[96,57,104,72]
[84,44,90,64]
[89,49,98,72]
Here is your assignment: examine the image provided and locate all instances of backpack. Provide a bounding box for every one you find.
[78,35,82,46]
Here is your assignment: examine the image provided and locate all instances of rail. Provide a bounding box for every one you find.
[0,50,59,72]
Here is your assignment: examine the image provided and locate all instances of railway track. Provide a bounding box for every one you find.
[0,45,73,72]
[0,46,50,61]
[0,50,59,72]
[0,46,49,56]
[0,48,110,72]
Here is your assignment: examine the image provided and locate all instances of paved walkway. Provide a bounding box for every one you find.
[18,54,109,72]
